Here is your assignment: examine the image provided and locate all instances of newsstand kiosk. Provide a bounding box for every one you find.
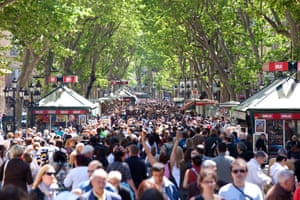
[29,85,96,132]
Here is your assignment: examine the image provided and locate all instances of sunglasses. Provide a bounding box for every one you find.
[45,172,56,176]
[202,180,216,184]
[232,169,246,174]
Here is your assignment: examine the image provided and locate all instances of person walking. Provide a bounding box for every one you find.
[147,162,179,200]
[218,158,263,200]
[190,169,222,200]
[270,155,288,184]
[0,144,33,191]
[107,145,137,197]
[63,154,89,190]
[107,170,131,200]
[265,169,294,200]
[212,142,234,186]
[246,151,271,193]
[82,168,121,200]
[125,144,147,189]
[29,164,58,200]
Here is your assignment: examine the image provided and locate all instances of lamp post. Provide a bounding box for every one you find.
[23,80,42,128]
[173,85,178,98]
[3,78,24,132]
[23,80,42,107]
[152,82,156,99]
[96,85,101,98]
[186,83,191,99]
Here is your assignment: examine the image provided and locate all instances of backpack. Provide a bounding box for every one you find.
[205,137,219,157]
[53,149,67,163]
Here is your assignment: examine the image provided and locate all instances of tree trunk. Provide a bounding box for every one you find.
[16,48,41,129]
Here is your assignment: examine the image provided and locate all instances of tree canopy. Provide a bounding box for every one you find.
[0,0,299,101]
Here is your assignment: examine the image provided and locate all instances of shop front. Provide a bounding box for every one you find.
[30,85,96,132]
[182,98,219,117]
[232,76,300,155]
[252,112,299,155]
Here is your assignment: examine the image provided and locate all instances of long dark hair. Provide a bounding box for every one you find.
[0,145,6,159]
[113,146,126,162]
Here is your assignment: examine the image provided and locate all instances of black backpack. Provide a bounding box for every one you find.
[53,149,67,163]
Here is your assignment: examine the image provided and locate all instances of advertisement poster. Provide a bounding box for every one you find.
[79,115,86,125]
[56,115,67,123]
[255,119,266,133]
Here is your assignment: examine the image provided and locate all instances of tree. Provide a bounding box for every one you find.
[0,0,17,8]
[0,0,91,125]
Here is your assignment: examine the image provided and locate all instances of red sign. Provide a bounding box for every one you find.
[110,80,128,85]
[262,62,289,72]
[48,76,58,83]
[298,62,300,71]
[120,97,132,102]
[63,76,78,83]
[254,113,300,120]
[32,110,87,115]
[48,76,78,83]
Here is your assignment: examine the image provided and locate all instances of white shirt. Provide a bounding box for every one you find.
[171,164,180,187]
[246,158,271,191]
[107,153,114,165]
[64,166,89,190]
[270,162,288,184]
[219,182,263,200]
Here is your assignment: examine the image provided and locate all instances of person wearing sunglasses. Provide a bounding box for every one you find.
[218,158,263,200]
[29,164,59,200]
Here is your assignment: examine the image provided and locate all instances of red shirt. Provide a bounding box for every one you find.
[187,164,201,184]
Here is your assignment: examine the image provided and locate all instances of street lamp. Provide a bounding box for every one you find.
[186,83,191,99]
[3,78,23,132]
[21,80,42,129]
[152,82,156,98]
[174,85,178,98]
[96,85,101,98]
[23,80,42,107]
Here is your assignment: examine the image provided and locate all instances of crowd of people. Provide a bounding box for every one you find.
[0,102,299,200]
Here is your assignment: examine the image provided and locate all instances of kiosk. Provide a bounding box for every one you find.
[29,85,96,131]
[232,77,300,156]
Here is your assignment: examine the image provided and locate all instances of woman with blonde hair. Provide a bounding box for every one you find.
[169,131,184,188]
[64,138,75,155]
[69,142,84,167]
[29,164,58,200]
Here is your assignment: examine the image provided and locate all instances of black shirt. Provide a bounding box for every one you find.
[0,158,33,191]
[125,156,147,188]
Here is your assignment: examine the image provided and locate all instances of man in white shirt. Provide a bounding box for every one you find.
[219,158,264,200]
[64,154,89,190]
[270,155,288,184]
[246,151,271,192]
